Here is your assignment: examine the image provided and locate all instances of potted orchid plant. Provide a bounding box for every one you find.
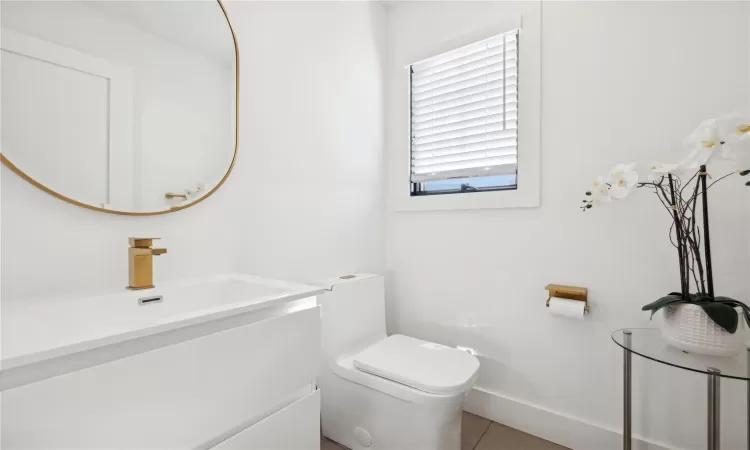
[583,115,750,356]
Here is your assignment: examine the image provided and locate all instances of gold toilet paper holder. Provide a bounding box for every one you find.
[545,284,589,313]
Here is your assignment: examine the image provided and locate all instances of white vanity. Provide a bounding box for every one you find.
[0,1,323,447]
[1,274,326,449]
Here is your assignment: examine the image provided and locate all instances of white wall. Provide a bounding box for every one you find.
[385,2,750,449]
[1,2,385,300]
[226,1,386,284]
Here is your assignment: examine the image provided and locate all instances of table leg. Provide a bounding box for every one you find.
[624,330,632,450]
[708,367,721,450]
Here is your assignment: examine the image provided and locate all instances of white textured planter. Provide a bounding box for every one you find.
[660,303,745,357]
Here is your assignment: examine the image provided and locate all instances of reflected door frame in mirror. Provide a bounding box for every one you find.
[0,0,239,216]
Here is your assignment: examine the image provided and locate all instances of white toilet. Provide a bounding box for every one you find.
[318,274,480,450]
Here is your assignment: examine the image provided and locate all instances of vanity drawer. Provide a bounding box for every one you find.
[211,389,320,450]
[2,305,321,450]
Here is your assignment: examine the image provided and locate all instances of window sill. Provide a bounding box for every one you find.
[395,187,539,212]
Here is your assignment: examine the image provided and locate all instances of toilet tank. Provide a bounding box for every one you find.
[318,274,386,359]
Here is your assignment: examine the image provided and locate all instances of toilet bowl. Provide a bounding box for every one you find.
[318,274,479,450]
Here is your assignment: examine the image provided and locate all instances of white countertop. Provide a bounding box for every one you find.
[2,274,326,372]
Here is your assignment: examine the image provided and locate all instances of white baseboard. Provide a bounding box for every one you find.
[464,386,681,450]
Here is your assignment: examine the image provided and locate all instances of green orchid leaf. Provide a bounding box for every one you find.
[739,170,750,176]
[715,297,750,326]
[642,295,684,312]
[700,303,739,333]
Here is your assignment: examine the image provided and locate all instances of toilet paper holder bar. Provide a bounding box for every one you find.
[545,284,589,313]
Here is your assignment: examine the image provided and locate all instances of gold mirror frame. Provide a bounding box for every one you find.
[0,0,239,216]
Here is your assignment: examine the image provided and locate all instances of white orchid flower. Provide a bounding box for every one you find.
[684,118,720,147]
[610,162,636,177]
[647,162,681,181]
[680,115,750,169]
[682,118,721,169]
[715,114,750,139]
[590,176,612,204]
[609,163,638,199]
[740,132,750,169]
[715,115,750,168]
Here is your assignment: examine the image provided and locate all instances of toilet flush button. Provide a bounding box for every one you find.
[354,427,372,447]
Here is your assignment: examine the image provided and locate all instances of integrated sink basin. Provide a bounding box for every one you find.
[1,274,326,387]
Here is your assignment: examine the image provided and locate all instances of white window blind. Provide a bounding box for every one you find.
[410,29,519,183]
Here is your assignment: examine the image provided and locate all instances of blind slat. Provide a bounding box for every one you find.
[412,137,517,159]
[413,61,506,94]
[412,75,517,109]
[413,105,504,131]
[412,85,517,117]
[413,35,517,75]
[412,155,517,174]
[412,52,517,88]
[413,98,503,126]
[413,112,504,138]
[413,67,518,102]
[411,164,517,183]
[413,101,517,129]
[410,29,519,183]
[413,128,517,152]
[412,147,517,167]
[413,120,516,146]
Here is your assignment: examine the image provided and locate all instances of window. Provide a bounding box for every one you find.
[409,29,519,196]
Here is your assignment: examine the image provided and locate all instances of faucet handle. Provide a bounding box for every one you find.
[129,237,161,248]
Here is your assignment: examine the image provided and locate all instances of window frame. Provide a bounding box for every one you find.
[395,15,540,212]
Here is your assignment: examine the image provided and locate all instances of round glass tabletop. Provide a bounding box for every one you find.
[612,328,750,381]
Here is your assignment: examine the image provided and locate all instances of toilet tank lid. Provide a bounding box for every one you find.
[353,335,479,396]
[317,273,381,291]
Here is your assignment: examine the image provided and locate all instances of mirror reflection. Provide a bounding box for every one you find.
[1,0,237,214]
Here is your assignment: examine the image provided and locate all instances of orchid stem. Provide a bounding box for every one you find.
[667,174,688,298]
[700,165,714,298]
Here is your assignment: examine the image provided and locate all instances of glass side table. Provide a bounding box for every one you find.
[612,329,750,450]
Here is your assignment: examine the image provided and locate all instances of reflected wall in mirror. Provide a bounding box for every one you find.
[1,0,237,215]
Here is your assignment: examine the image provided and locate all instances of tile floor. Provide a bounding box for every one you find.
[321,411,569,450]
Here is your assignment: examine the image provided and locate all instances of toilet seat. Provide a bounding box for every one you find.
[352,335,479,395]
[333,355,451,405]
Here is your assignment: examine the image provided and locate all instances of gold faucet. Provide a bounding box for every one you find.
[128,238,167,290]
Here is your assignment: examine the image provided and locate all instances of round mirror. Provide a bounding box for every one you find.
[0,0,237,215]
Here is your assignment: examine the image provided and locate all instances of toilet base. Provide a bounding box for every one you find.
[320,367,465,450]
